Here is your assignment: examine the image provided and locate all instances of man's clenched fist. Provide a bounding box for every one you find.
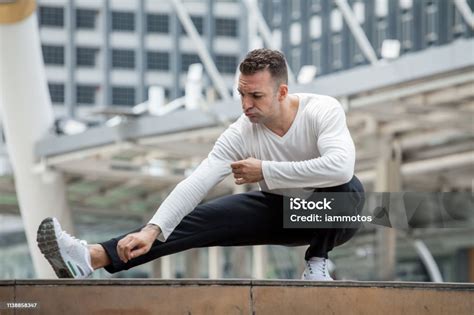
[230,157,263,185]
[117,224,160,263]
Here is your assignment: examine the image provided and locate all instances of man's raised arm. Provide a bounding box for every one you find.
[147,122,246,241]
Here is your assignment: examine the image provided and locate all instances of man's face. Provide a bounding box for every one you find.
[237,70,281,124]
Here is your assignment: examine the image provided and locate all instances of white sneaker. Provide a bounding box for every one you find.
[301,257,334,281]
[37,217,93,279]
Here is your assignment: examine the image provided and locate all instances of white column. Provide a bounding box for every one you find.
[0,7,74,278]
[160,256,173,278]
[252,245,266,279]
[208,247,222,279]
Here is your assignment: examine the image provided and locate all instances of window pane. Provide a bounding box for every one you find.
[112,49,135,68]
[181,53,200,72]
[272,0,282,25]
[376,19,388,54]
[452,6,467,37]
[425,2,438,44]
[76,47,98,67]
[291,47,300,72]
[147,14,169,33]
[112,11,135,31]
[76,9,97,29]
[310,0,322,12]
[401,11,413,51]
[39,6,64,27]
[215,55,237,73]
[76,85,97,105]
[292,0,301,19]
[331,34,342,70]
[215,18,238,37]
[49,83,64,103]
[112,87,135,106]
[181,16,204,35]
[311,41,321,70]
[147,51,170,70]
[42,45,64,65]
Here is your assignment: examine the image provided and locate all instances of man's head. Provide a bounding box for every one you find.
[239,48,288,88]
[238,49,289,124]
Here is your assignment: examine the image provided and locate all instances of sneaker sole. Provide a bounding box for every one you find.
[36,217,74,278]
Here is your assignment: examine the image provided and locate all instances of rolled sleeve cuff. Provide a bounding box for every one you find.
[148,218,174,242]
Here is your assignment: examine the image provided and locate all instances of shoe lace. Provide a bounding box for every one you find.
[306,259,328,277]
[60,230,88,246]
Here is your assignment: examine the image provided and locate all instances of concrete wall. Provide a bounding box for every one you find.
[0,279,473,314]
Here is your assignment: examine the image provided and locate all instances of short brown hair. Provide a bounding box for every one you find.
[239,48,288,87]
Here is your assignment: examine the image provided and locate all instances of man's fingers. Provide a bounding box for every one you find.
[131,246,149,259]
[231,161,245,169]
[232,171,243,178]
[124,239,139,260]
[117,236,138,262]
[117,237,129,262]
[235,178,246,185]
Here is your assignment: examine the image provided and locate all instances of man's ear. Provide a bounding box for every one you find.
[278,84,289,101]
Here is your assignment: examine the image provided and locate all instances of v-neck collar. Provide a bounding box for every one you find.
[261,95,302,141]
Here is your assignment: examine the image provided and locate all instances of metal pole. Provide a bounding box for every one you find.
[454,0,474,30]
[334,0,379,65]
[101,0,111,106]
[65,0,76,117]
[413,239,444,282]
[241,0,296,83]
[357,151,474,184]
[136,0,146,103]
[374,138,401,280]
[170,0,231,100]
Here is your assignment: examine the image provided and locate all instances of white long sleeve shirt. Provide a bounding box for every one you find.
[149,93,355,241]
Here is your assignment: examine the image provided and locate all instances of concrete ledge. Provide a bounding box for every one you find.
[0,280,473,315]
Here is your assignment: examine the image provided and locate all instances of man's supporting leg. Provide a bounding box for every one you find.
[299,175,365,280]
[304,175,365,260]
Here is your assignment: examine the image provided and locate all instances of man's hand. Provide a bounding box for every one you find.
[231,157,263,185]
[117,224,161,263]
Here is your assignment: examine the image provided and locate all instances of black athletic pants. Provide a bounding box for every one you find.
[100,175,365,274]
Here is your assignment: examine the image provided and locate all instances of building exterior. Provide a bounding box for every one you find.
[37,0,473,115]
[38,0,243,115]
[261,0,473,75]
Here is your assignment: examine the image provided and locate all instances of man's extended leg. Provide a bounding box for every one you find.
[99,191,310,274]
[39,192,292,278]
[38,192,286,278]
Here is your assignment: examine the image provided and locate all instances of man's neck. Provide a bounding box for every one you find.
[263,94,299,137]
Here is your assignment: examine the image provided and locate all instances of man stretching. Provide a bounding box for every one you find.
[37,49,364,281]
